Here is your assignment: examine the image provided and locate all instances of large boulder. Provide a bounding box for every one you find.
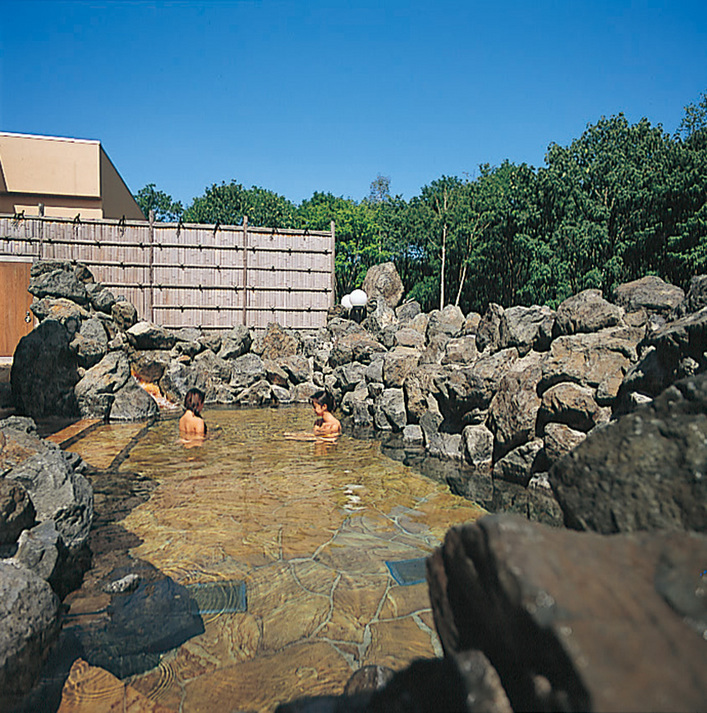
[361,262,404,309]
[553,289,623,337]
[551,372,707,534]
[11,320,80,420]
[217,325,252,360]
[476,303,504,353]
[258,323,300,361]
[30,297,90,325]
[2,430,93,550]
[330,331,386,367]
[28,268,88,305]
[0,561,60,698]
[126,321,175,350]
[109,378,159,421]
[427,514,707,713]
[613,275,685,317]
[499,305,554,356]
[74,351,131,419]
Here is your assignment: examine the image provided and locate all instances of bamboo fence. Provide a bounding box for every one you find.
[0,213,336,331]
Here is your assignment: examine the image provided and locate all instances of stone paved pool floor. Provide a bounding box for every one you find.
[53,408,485,713]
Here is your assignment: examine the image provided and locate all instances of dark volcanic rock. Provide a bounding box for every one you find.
[11,319,80,420]
[28,268,89,305]
[551,373,707,534]
[427,514,707,713]
[0,561,60,698]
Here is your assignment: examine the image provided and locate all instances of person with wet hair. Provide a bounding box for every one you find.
[311,390,341,437]
[179,387,207,439]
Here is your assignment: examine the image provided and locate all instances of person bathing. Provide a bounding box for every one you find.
[179,387,207,440]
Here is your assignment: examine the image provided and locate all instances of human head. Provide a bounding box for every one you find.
[311,390,336,413]
[184,387,206,416]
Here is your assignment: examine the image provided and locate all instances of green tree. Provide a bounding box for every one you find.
[183,181,298,228]
[133,183,184,222]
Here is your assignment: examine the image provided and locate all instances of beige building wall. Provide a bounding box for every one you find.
[0,132,145,220]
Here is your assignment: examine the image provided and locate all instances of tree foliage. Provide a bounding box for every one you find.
[134,92,707,315]
[133,183,184,222]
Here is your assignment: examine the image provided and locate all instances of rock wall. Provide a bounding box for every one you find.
[10,260,707,532]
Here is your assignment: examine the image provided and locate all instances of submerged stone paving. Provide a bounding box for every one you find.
[56,407,485,712]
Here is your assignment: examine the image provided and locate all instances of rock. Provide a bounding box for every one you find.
[11,320,79,420]
[434,348,519,426]
[492,438,544,486]
[383,347,421,388]
[13,520,63,583]
[550,373,707,534]
[377,388,407,431]
[363,299,398,336]
[110,378,159,421]
[3,430,93,549]
[74,351,131,419]
[28,268,89,305]
[461,312,482,336]
[0,479,35,545]
[271,384,293,403]
[127,321,176,350]
[278,355,311,385]
[172,327,202,343]
[129,349,171,383]
[30,297,90,324]
[613,275,685,316]
[229,353,266,390]
[259,323,300,361]
[542,422,586,464]
[539,327,641,404]
[0,561,60,696]
[461,424,494,476]
[364,356,385,384]
[218,325,252,360]
[263,359,290,387]
[538,382,609,433]
[476,303,504,353]
[86,282,116,313]
[333,362,367,392]
[427,305,465,341]
[427,514,707,712]
[685,275,707,314]
[402,424,424,444]
[395,300,422,322]
[159,361,196,406]
[404,364,445,423]
[330,331,386,367]
[499,305,554,356]
[362,261,404,308]
[235,379,273,406]
[71,317,108,369]
[171,339,202,359]
[103,573,140,594]
[488,361,542,458]
[427,432,462,460]
[441,336,478,365]
[393,327,426,350]
[198,332,222,354]
[553,288,623,336]
[110,297,138,331]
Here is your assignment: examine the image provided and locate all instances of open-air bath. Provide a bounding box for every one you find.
[44,405,485,712]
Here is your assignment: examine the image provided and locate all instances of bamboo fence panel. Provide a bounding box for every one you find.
[0,214,335,331]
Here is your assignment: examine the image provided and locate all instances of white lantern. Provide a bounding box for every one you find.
[349,289,368,307]
[341,294,353,310]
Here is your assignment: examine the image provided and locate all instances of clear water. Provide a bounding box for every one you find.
[20,407,485,713]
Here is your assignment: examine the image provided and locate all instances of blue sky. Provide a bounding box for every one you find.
[1,1,706,207]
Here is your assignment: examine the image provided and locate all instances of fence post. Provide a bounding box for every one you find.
[330,220,336,307]
[149,209,155,323]
[242,215,248,326]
